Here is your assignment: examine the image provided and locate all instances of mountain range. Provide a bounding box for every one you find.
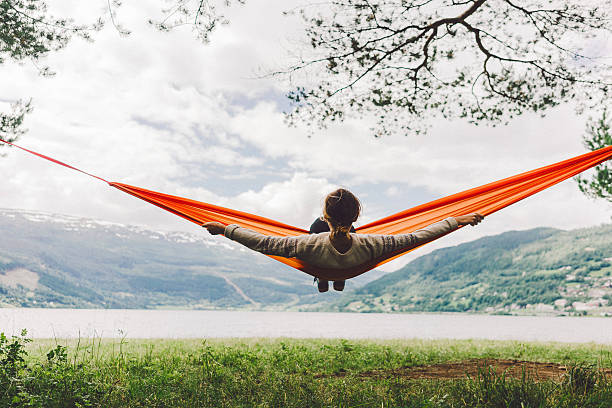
[0,209,382,310]
[1,209,611,315]
[326,224,612,316]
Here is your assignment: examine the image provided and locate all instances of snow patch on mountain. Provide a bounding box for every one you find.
[0,208,234,250]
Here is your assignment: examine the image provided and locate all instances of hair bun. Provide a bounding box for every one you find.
[323,188,361,229]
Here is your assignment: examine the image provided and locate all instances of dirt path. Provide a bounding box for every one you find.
[318,359,612,381]
[218,275,258,306]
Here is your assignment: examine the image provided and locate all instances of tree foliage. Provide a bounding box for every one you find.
[0,0,99,68]
[0,99,31,145]
[0,0,239,147]
[149,0,244,43]
[0,0,102,145]
[575,110,612,202]
[281,0,611,136]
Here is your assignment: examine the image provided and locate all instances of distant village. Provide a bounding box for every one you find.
[487,256,612,317]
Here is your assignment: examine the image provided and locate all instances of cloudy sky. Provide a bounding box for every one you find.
[0,0,610,271]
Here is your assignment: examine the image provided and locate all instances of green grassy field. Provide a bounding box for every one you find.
[2,332,612,407]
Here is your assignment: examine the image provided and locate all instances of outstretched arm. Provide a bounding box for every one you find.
[202,222,299,258]
[377,213,484,255]
[203,214,483,235]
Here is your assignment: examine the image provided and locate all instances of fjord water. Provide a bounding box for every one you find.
[1,308,612,343]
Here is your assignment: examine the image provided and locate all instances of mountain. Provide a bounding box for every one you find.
[2,208,611,315]
[0,209,384,310]
[325,224,612,316]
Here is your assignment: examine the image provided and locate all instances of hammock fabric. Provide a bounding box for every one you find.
[2,138,611,280]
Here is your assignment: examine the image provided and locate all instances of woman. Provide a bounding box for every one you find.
[309,215,355,292]
[202,188,483,292]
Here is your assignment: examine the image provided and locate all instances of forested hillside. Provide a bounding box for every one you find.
[328,225,612,316]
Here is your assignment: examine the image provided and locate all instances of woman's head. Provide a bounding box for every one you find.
[323,188,361,230]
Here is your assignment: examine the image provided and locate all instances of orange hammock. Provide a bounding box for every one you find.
[1,138,611,280]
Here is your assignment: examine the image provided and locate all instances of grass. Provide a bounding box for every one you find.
[3,332,612,407]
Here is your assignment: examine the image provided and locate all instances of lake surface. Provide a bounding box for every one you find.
[2,308,612,343]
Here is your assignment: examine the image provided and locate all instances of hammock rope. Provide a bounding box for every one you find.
[1,137,611,280]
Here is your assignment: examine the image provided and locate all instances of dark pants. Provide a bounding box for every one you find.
[309,218,351,292]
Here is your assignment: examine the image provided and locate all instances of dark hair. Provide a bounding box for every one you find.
[323,188,361,233]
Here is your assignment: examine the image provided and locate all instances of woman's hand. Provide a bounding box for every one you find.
[455,213,484,226]
[202,222,226,235]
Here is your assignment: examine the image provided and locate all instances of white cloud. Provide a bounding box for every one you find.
[231,173,335,227]
[385,186,400,197]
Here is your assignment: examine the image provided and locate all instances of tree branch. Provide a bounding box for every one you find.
[326,0,488,98]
